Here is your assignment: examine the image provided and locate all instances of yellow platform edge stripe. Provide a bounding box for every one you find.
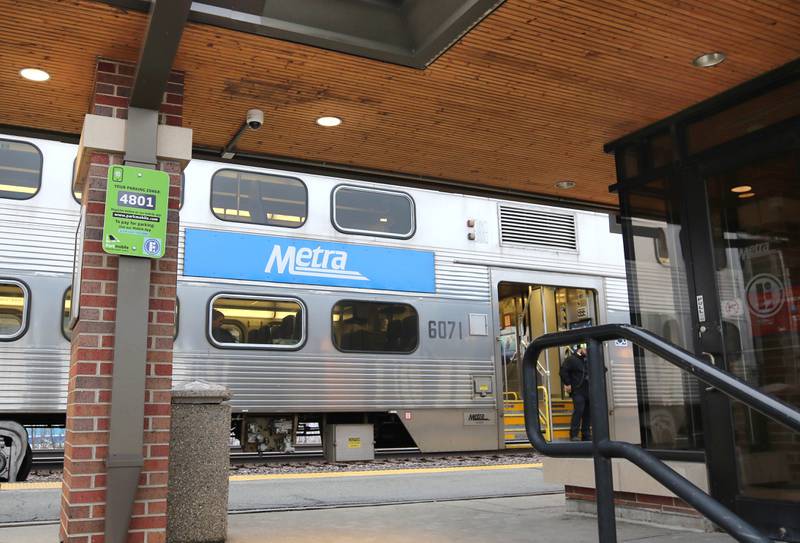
[0,463,543,491]
[230,463,543,482]
[0,481,61,490]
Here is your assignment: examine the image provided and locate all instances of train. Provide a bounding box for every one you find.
[0,133,633,480]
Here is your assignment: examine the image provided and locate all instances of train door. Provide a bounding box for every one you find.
[490,269,604,448]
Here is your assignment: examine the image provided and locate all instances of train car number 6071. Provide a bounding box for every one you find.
[427,320,463,339]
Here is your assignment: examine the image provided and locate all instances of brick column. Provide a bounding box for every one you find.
[60,59,184,543]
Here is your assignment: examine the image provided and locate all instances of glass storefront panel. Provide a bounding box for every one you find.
[706,149,800,502]
[625,179,704,450]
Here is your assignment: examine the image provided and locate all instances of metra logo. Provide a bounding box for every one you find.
[265,244,369,281]
[467,413,490,422]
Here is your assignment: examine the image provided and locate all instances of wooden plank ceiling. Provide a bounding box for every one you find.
[1,0,799,206]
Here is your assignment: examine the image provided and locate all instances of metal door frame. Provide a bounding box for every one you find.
[489,267,608,448]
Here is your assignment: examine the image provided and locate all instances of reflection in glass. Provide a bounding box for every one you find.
[211,170,307,227]
[0,140,41,200]
[211,296,303,348]
[0,282,26,338]
[332,300,417,353]
[707,150,800,501]
[333,186,414,237]
[624,179,704,450]
[62,288,72,340]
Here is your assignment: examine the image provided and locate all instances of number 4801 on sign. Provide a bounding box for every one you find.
[102,165,170,259]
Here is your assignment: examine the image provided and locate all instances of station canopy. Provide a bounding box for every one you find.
[1,0,798,208]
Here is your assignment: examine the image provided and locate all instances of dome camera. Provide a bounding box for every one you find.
[246,109,264,130]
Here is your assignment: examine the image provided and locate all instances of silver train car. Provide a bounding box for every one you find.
[0,134,633,465]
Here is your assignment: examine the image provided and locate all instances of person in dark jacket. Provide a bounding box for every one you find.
[560,346,591,441]
[211,310,237,344]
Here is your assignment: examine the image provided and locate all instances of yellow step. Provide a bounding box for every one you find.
[504,416,525,426]
[504,413,572,423]
[504,429,572,445]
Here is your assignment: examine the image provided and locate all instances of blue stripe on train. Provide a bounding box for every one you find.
[184,228,436,293]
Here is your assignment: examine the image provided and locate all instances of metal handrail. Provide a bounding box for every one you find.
[522,323,800,543]
[537,360,550,376]
[537,385,552,442]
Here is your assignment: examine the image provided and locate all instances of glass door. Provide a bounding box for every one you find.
[622,178,706,453]
[620,133,800,539]
[701,147,800,535]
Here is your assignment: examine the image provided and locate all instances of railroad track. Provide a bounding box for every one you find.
[31,445,534,471]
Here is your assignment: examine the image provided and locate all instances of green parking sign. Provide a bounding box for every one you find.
[102,165,170,259]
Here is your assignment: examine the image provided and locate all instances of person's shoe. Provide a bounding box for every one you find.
[570,437,581,442]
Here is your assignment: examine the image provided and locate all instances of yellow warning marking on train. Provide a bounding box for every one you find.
[1,463,543,490]
[229,463,543,482]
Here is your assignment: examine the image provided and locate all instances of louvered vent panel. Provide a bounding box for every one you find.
[605,277,630,312]
[499,205,577,251]
[0,201,80,274]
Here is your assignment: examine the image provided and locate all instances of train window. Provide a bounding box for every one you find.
[211,169,307,228]
[654,228,670,266]
[0,139,42,200]
[0,281,29,340]
[332,185,415,238]
[173,297,180,340]
[332,300,418,353]
[209,295,304,349]
[179,172,185,210]
[71,158,81,203]
[62,287,72,340]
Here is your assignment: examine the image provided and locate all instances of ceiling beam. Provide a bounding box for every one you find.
[129,0,192,110]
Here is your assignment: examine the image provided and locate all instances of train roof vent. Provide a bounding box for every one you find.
[499,205,578,251]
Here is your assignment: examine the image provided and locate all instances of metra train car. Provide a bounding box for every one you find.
[0,134,634,473]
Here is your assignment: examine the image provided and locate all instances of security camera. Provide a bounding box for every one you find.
[246,109,264,130]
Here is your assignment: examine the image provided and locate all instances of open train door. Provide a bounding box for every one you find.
[490,268,605,448]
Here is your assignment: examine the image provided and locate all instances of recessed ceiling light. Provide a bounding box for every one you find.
[19,68,50,81]
[554,180,576,189]
[693,52,726,68]
[731,185,752,193]
[316,116,342,127]
[738,192,755,199]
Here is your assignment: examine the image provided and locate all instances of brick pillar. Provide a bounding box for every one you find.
[60,59,184,543]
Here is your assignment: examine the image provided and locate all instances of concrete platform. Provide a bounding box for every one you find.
[0,464,557,524]
[0,494,734,543]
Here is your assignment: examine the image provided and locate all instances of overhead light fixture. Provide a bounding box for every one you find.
[379,217,388,223]
[693,52,726,68]
[316,116,342,127]
[738,192,755,199]
[19,68,50,81]
[554,180,576,189]
[730,185,752,193]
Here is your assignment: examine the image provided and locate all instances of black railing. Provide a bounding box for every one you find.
[522,324,800,543]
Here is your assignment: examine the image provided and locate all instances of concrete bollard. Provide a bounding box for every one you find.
[167,381,231,543]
